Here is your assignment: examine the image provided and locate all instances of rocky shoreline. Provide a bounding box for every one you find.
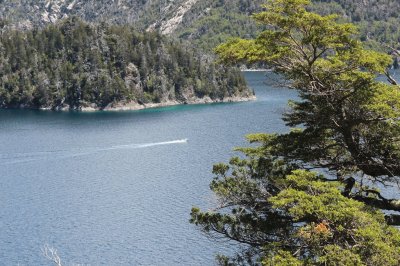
[81,95,257,112]
[32,95,257,112]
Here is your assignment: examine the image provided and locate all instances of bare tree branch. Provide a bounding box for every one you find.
[42,244,62,266]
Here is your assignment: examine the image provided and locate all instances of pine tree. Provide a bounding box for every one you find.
[191,0,400,264]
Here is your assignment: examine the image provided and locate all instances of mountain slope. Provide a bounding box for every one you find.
[0,0,264,47]
[1,0,399,52]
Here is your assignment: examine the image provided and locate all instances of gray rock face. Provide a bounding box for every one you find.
[0,0,190,30]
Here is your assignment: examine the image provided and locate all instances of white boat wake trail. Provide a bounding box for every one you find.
[1,139,188,165]
[107,139,188,150]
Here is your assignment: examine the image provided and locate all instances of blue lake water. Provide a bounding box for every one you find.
[0,72,297,265]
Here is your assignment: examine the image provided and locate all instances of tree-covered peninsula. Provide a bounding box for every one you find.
[0,18,252,111]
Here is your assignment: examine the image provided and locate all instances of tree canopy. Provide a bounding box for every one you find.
[191,0,400,264]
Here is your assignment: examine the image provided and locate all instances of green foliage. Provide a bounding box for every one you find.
[192,0,400,264]
[216,0,400,179]
[262,250,302,266]
[0,18,250,110]
[191,137,400,265]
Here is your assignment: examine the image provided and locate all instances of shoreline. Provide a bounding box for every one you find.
[8,95,257,112]
[82,95,257,112]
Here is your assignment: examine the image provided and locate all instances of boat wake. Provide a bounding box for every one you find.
[1,139,189,165]
[109,139,188,150]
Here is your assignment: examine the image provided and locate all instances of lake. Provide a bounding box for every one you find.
[0,72,297,265]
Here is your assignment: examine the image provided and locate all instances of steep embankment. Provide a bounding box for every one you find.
[0,18,253,111]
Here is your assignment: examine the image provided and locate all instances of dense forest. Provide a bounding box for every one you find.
[0,18,250,110]
[180,0,400,51]
[178,0,400,51]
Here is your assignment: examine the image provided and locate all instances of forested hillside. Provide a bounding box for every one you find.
[0,18,250,110]
[0,0,265,51]
[178,0,400,50]
[1,0,399,51]
[178,0,400,51]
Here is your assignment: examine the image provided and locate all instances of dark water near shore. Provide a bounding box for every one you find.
[0,72,296,265]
